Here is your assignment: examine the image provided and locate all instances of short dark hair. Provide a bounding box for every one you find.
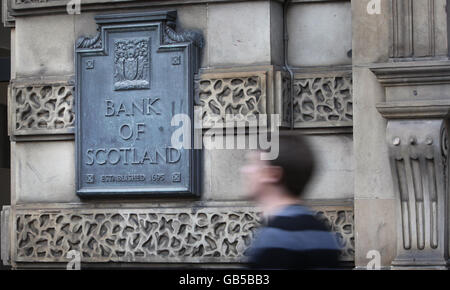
[267,133,315,197]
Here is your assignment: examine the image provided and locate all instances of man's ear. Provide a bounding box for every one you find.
[260,166,284,184]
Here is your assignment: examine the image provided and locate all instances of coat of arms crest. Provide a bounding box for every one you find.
[114,38,150,90]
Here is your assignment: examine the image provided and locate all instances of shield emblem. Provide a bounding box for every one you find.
[124,58,138,81]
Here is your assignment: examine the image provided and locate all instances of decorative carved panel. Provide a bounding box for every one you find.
[196,71,267,127]
[315,207,354,262]
[13,205,354,265]
[293,71,353,128]
[15,208,262,263]
[11,82,75,138]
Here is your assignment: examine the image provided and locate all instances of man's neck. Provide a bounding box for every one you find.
[259,187,300,217]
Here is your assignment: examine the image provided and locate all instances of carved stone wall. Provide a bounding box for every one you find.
[12,205,354,265]
[293,71,353,128]
[10,81,75,139]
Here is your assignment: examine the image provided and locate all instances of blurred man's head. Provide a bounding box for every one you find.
[241,133,315,204]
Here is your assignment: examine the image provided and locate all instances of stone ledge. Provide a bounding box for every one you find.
[376,100,450,119]
[370,61,450,86]
[4,0,285,27]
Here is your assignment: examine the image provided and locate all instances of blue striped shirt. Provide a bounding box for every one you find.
[247,204,341,269]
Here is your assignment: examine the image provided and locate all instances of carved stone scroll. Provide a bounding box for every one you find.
[387,119,449,269]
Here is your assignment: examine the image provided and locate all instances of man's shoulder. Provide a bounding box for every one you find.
[267,205,329,232]
[247,205,342,269]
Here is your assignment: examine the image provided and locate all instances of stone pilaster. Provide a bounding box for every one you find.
[390,0,449,58]
[372,63,450,269]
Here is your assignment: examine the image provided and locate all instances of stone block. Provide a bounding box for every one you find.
[352,0,390,64]
[287,1,352,67]
[15,14,75,77]
[204,141,250,201]
[302,134,354,200]
[207,1,272,66]
[13,141,78,203]
[354,198,397,269]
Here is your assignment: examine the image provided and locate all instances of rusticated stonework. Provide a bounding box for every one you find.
[13,206,354,265]
[196,72,267,127]
[293,72,353,128]
[12,83,75,136]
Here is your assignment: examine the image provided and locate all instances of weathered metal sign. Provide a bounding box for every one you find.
[75,11,202,197]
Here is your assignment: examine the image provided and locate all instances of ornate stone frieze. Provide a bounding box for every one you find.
[12,205,354,265]
[293,71,353,128]
[14,208,262,263]
[196,71,267,127]
[11,81,75,139]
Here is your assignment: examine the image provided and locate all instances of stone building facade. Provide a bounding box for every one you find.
[0,0,448,269]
